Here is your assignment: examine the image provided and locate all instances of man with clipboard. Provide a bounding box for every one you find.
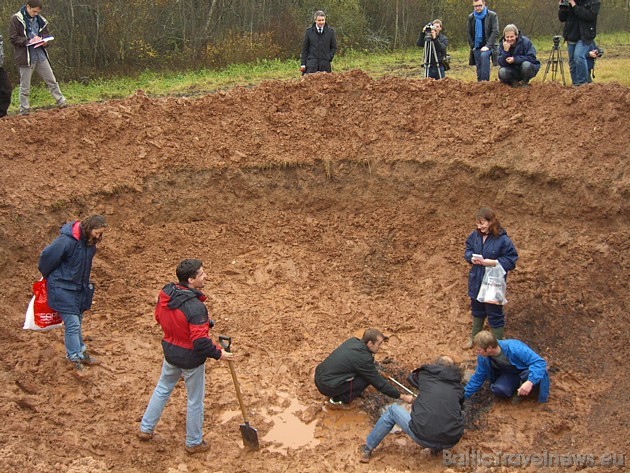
[9,0,66,115]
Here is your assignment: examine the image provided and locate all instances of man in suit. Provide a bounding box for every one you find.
[300,10,337,74]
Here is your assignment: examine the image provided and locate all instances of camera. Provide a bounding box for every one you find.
[553,35,562,48]
[594,48,604,58]
[559,0,570,7]
[423,23,437,32]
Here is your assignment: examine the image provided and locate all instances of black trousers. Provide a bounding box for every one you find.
[0,67,12,117]
[315,376,370,403]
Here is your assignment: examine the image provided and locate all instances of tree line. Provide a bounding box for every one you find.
[1,0,628,80]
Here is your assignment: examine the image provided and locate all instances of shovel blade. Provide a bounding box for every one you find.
[240,422,259,450]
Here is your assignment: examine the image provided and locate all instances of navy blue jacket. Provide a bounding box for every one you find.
[464,229,518,299]
[38,221,96,314]
[498,34,541,72]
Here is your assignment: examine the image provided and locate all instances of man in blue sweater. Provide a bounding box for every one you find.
[465,331,550,402]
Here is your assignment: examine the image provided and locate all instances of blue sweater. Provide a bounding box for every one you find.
[464,339,550,402]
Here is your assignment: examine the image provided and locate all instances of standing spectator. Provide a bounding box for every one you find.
[300,10,337,75]
[138,259,233,454]
[0,34,12,117]
[359,356,464,464]
[559,0,601,86]
[464,331,550,402]
[417,19,448,80]
[466,0,499,82]
[315,329,414,408]
[38,215,107,371]
[498,24,541,87]
[9,0,66,115]
[463,208,518,347]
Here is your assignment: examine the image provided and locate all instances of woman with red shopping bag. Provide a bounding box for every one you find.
[38,215,107,372]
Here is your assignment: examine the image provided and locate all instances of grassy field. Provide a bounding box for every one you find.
[9,31,630,113]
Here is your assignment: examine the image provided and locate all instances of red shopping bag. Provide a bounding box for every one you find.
[23,279,63,331]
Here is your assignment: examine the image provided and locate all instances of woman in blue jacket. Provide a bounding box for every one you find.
[463,208,518,347]
[38,215,107,371]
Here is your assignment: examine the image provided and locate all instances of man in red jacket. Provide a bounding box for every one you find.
[138,259,233,454]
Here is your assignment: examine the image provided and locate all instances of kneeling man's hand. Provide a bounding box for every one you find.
[517,380,533,396]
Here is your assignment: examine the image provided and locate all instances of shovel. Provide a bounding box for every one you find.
[219,335,260,450]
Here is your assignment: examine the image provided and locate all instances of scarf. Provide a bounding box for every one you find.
[473,7,487,49]
[20,5,44,37]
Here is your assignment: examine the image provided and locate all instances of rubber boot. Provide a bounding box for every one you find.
[491,326,505,340]
[463,317,485,349]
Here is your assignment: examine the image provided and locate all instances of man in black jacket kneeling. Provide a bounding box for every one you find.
[315,328,414,408]
[359,356,464,463]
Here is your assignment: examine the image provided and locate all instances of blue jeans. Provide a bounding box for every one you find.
[140,360,206,447]
[498,61,540,85]
[473,49,493,81]
[366,404,421,451]
[567,41,591,86]
[426,64,446,80]
[60,312,87,361]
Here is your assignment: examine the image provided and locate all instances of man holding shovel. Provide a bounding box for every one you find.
[138,259,233,454]
[315,329,414,408]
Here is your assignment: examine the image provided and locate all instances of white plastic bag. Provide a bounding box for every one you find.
[23,292,63,332]
[476,263,508,305]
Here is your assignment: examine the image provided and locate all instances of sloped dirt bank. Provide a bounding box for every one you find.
[0,71,628,472]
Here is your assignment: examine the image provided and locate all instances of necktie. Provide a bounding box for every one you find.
[318,28,322,34]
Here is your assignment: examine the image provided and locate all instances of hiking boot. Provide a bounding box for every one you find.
[80,353,99,365]
[185,440,209,454]
[138,431,154,441]
[19,109,30,116]
[57,100,67,109]
[72,360,84,371]
[359,444,372,463]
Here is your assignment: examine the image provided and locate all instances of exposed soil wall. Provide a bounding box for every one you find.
[0,72,628,472]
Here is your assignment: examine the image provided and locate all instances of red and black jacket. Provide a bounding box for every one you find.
[155,282,222,369]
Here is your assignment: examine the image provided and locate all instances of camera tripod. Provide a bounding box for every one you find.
[542,36,567,85]
[422,31,443,79]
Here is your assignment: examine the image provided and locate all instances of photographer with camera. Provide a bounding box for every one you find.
[497,24,540,88]
[416,19,448,80]
[558,0,601,86]
[466,0,499,82]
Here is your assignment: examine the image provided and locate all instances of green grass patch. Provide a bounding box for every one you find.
[8,31,630,114]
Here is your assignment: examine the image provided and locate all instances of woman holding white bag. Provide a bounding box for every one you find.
[463,208,518,348]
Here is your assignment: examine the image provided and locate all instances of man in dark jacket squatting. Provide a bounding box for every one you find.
[315,328,414,408]
[359,356,465,463]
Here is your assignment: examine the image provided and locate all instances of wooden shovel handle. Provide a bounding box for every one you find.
[227,360,249,423]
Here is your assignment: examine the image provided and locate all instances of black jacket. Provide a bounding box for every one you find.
[559,0,600,43]
[407,364,465,447]
[301,23,337,73]
[417,31,448,65]
[315,337,400,399]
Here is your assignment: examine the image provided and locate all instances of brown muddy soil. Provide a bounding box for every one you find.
[0,71,628,472]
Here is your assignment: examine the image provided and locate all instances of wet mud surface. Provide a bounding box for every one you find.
[0,71,628,472]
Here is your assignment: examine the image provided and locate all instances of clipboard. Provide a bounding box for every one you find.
[28,36,54,48]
